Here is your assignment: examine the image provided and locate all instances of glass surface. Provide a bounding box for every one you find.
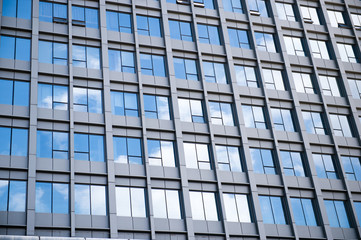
[14,81,29,106]
[15,38,30,61]
[116,187,131,216]
[152,189,167,218]
[86,47,100,69]
[54,3,67,19]
[38,84,52,108]
[37,131,52,158]
[111,91,124,115]
[11,128,28,156]
[2,0,16,18]
[39,41,52,63]
[74,133,89,161]
[53,132,68,158]
[156,96,170,120]
[72,45,86,67]
[203,192,218,221]
[355,202,361,222]
[131,188,146,217]
[106,11,118,31]
[166,190,181,219]
[9,181,26,212]
[53,183,68,214]
[53,42,68,65]
[223,193,238,222]
[190,191,205,220]
[259,196,274,223]
[89,135,104,162]
[39,1,52,22]
[0,36,15,59]
[36,182,51,213]
[149,17,161,37]
[113,137,127,163]
[302,198,317,226]
[0,127,11,155]
[91,186,106,215]
[75,185,90,214]
[88,89,102,113]
[161,141,175,167]
[184,143,197,169]
[18,0,31,19]
[85,8,98,29]
[152,55,166,77]
[0,180,9,211]
[119,13,132,33]
[0,80,13,105]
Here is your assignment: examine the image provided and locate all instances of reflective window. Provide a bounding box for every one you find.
[151,189,181,219]
[228,28,250,49]
[280,151,306,177]
[72,6,98,28]
[262,68,285,90]
[242,105,267,129]
[194,0,215,9]
[354,202,361,223]
[223,0,243,14]
[169,20,193,42]
[148,140,175,167]
[329,114,352,137]
[250,148,276,174]
[37,131,68,159]
[235,65,258,87]
[75,185,106,215]
[39,41,68,65]
[283,36,305,56]
[108,50,135,73]
[178,98,204,123]
[301,6,320,25]
[342,156,361,181]
[254,32,276,53]
[302,111,326,135]
[292,72,314,94]
[184,143,211,170]
[309,40,330,60]
[140,54,166,77]
[198,24,221,45]
[111,91,138,117]
[0,79,29,106]
[74,133,105,162]
[39,1,67,23]
[327,10,346,28]
[189,191,218,221]
[313,154,338,179]
[0,127,28,157]
[116,187,146,217]
[248,0,268,17]
[0,35,30,61]
[351,14,361,27]
[203,61,227,84]
[38,83,68,110]
[223,193,251,222]
[113,137,142,164]
[319,75,341,97]
[209,101,234,126]
[271,108,295,132]
[35,182,69,214]
[72,45,100,69]
[2,0,32,19]
[324,200,350,228]
[137,15,162,37]
[0,180,26,212]
[337,43,358,63]
[173,58,198,81]
[290,198,317,226]
[143,95,170,120]
[215,145,242,172]
[73,87,103,113]
[259,196,286,224]
[276,2,295,21]
[348,79,361,99]
[106,11,132,33]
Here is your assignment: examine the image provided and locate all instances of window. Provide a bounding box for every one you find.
[35,182,69,214]
[116,187,146,217]
[140,54,166,77]
[276,2,295,21]
[302,111,326,135]
[301,6,320,24]
[313,154,338,179]
[309,40,330,60]
[329,114,352,137]
[137,15,162,37]
[215,145,242,172]
[113,137,142,164]
[75,185,106,215]
[173,58,198,81]
[290,198,317,226]
[2,0,31,19]
[151,189,181,219]
[39,1,67,23]
[108,50,135,73]
[292,72,314,94]
[72,6,98,28]
[337,43,358,63]
[74,133,105,162]
[248,0,268,17]
[209,101,234,126]
[197,24,221,45]
[262,69,285,90]
[259,196,286,224]
[242,105,267,129]
[327,10,346,28]
[194,0,215,9]
[348,79,361,99]
[324,200,350,228]
[0,127,28,157]
[37,131,68,159]
[203,61,227,84]
[183,143,211,170]
[283,36,305,56]
[223,0,243,13]
[228,29,250,49]
[169,20,193,42]
[148,140,175,167]
[143,95,170,120]
[254,32,276,53]
[271,108,295,132]
[351,14,361,28]
[0,36,30,61]
[106,11,132,33]
[39,41,68,65]
[73,87,103,113]
[342,156,361,181]
[38,84,68,110]
[250,148,276,174]
[280,151,306,177]
[0,79,29,106]
[189,191,218,221]
[110,91,138,117]
[178,99,204,123]
[0,180,26,212]
[223,193,251,222]
[72,45,100,69]
[319,75,341,97]
[235,65,258,87]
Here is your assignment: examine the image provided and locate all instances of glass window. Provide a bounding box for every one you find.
[354,202,361,223]
[327,10,346,28]
[302,111,326,135]
[250,148,276,174]
[0,180,26,212]
[173,58,198,81]
[248,0,268,17]
[271,108,295,132]
[259,196,286,224]
[283,36,305,56]
[151,189,181,219]
[228,28,250,49]
[342,156,361,181]
[223,0,243,14]
[276,2,295,21]
[75,185,106,215]
[324,200,350,228]
[72,6,98,28]
[0,127,28,157]
[203,61,227,84]
[254,32,276,53]
[280,151,306,177]
[313,154,338,179]
[36,182,69,214]
[74,133,105,162]
[329,114,352,137]
[38,83,68,110]
[0,79,29,106]
[110,91,138,117]
[73,87,103,113]
[319,75,341,97]
[189,191,218,221]
[348,79,361,99]
[262,68,285,90]
[39,41,68,65]
[106,11,132,33]
[223,193,251,222]
[351,14,361,27]
[137,15,162,37]
[39,1,67,23]
[143,95,170,120]
[301,6,320,25]
[197,24,221,45]
[309,40,330,60]
[242,105,267,129]
[148,140,175,167]
[178,98,204,123]
[108,50,135,73]
[290,198,317,226]
[72,45,100,69]
[140,53,166,77]
[2,0,32,19]
[337,43,358,63]
[215,145,242,172]
[194,0,215,9]
[37,131,68,159]
[113,137,142,164]
[235,65,258,87]
[169,20,193,42]
[0,36,30,61]
[209,101,234,126]
[183,143,211,170]
[116,187,146,217]
[292,72,314,94]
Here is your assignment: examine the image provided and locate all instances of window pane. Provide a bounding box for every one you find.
[53,183,69,214]
[152,189,167,218]
[11,128,28,156]
[131,188,146,217]
[0,127,11,155]
[75,185,90,214]
[36,182,51,213]
[8,181,26,212]
[0,180,9,211]
[0,36,15,59]
[39,41,52,63]
[166,190,181,219]
[88,89,102,113]
[14,81,29,106]
[89,135,104,162]
[15,38,30,61]
[91,186,106,215]
[37,131,52,158]
[0,80,13,105]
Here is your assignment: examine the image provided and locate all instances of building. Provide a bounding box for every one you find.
[1,0,361,239]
